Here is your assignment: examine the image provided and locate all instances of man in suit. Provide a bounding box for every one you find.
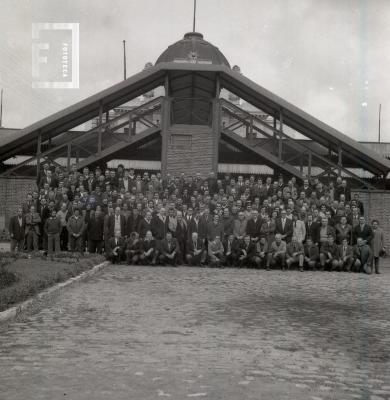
[107,206,127,239]
[352,216,373,245]
[44,209,62,256]
[125,232,142,264]
[151,208,169,242]
[319,234,339,271]
[275,210,293,243]
[268,233,287,270]
[175,211,187,264]
[25,205,41,252]
[39,169,58,189]
[304,237,319,270]
[286,235,304,271]
[353,237,373,273]
[138,211,153,239]
[238,235,256,268]
[67,208,85,253]
[221,208,234,239]
[9,207,26,252]
[207,214,224,242]
[316,217,336,250]
[233,211,247,241]
[352,193,365,216]
[87,208,104,254]
[335,215,353,245]
[187,211,201,241]
[246,209,262,242]
[139,230,158,265]
[253,236,268,269]
[208,235,225,267]
[106,232,125,264]
[337,237,354,272]
[223,233,241,267]
[159,231,180,266]
[260,214,276,248]
[199,208,212,244]
[335,179,351,202]
[186,232,207,266]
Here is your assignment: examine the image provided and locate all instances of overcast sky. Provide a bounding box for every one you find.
[0,0,389,142]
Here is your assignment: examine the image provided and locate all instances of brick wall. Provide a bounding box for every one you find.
[0,177,37,230]
[352,190,390,244]
[166,124,214,179]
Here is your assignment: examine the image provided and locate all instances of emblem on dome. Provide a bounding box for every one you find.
[188,51,198,63]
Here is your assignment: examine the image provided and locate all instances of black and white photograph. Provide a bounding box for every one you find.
[0,0,390,398]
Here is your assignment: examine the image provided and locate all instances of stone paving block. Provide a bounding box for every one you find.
[0,265,389,399]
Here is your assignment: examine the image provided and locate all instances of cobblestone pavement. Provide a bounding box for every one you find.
[1,264,390,400]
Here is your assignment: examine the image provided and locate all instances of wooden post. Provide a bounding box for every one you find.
[212,98,221,175]
[67,143,71,171]
[160,96,171,179]
[98,101,103,155]
[165,73,170,97]
[338,146,342,177]
[249,115,253,139]
[36,131,42,177]
[308,152,312,179]
[215,73,220,98]
[273,113,277,156]
[278,108,283,160]
[128,112,132,138]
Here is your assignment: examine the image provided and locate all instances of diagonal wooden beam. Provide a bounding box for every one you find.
[76,126,161,170]
[222,129,303,179]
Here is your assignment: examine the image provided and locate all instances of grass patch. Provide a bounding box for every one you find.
[0,254,105,312]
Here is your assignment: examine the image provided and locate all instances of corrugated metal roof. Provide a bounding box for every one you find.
[220,66,390,175]
[1,61,389,176]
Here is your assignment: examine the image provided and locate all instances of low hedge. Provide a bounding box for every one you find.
[0,253,105,312]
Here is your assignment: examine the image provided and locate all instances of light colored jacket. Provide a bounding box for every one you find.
[293,220,306,243]
[371,228,385,257]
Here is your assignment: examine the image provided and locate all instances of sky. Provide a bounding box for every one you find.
[0,0,389,142]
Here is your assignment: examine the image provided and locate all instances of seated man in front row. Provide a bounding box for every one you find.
[186,232,207,266]
[106,231,125,264]
[139,230,158,265]
[304,237,319,270]
[338,237,354,272]
[286,236,304,271]
[238,235,256,268]
[253,236,268,269]
[159,231,180,266]
[208,235,225,267]
[267,233,286,270]
[353,237,373,273]
[319,234,339,271]
[223,234,240,267]
[125,232,142,264]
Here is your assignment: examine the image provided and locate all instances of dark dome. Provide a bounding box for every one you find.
[156,32,230,67]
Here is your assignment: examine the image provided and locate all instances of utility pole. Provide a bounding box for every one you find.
[378,103,382,143]
[193,0,197,32]
[123,40,127,80]
[0,89,3,128]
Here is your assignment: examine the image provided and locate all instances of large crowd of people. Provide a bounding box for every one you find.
[8,162,386,274]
